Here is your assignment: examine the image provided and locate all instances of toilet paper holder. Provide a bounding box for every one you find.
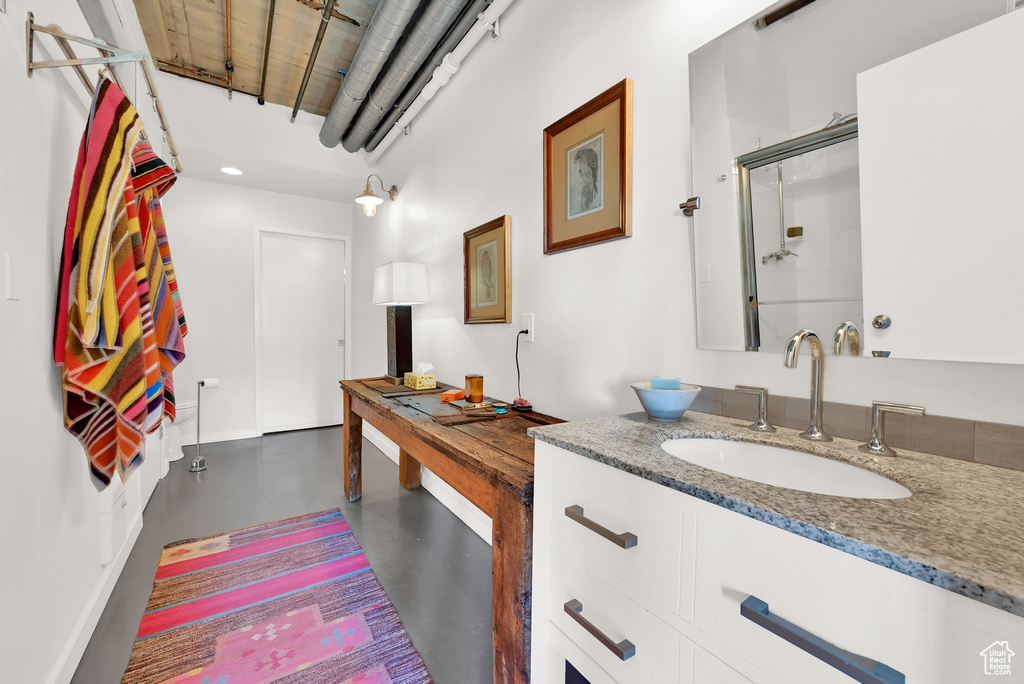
[190,378,219,473]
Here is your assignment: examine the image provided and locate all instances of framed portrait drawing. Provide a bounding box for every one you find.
[543,78,632,255]
[464,215,511,324]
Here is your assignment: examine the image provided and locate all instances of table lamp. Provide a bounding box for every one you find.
[372,262,429,384]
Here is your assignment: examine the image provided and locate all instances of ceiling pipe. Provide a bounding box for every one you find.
[341,0,470,152]
[366,0,513,163]
[318,0,421,148]
[225,0,234,99]
[257,0,278,105]
[364,0,489,152]
[294,0,361,27]
[157,63,260,99]
[290,0,337,122]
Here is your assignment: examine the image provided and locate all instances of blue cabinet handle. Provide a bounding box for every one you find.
[740,596,905,684]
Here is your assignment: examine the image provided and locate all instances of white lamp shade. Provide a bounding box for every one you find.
[372,262,429,305]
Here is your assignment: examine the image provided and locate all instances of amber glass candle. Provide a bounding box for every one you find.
[466,374,484,403]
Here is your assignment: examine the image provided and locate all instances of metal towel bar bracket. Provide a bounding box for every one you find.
[26,12,183,173]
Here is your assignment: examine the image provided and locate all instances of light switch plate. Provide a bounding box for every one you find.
[4,251,19,301]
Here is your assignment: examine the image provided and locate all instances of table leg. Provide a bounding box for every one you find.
[342,391,362,502]
[399,449,421,489]
[492,483,533,684]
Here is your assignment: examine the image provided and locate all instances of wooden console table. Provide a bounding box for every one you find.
[339,378,564,684]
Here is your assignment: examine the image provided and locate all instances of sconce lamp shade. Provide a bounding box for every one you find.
[372,262,429,306]
[355,185,385,208]
[356,175,398,217]
[355,185,384,217]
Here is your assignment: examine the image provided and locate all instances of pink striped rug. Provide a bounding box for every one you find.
[122,509,432,683]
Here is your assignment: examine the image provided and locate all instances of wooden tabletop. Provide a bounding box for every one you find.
[340,379,564,494]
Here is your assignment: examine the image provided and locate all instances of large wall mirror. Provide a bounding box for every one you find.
[689,0,1024,364]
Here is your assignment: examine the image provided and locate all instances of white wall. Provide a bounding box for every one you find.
[0,2,165,682]
[161,178,354,443]
[352,0,1024,428]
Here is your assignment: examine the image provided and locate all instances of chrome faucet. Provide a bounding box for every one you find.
[832,321,861,356]
[784,329,832,442]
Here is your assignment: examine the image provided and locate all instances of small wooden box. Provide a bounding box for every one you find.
[440,389,465,402]
[403,372,437,390]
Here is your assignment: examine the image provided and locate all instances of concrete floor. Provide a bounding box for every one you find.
[72,427,494,683]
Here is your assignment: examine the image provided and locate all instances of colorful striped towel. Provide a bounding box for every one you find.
[53,78,185,489]
[132,141,186,423]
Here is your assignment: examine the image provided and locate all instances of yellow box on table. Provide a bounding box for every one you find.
[403,372,437,390]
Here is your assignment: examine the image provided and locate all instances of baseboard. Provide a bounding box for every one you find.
[47,514,144,684]
[362,424,493,545]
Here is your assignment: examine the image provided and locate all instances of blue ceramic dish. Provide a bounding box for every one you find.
[631,381,702,422]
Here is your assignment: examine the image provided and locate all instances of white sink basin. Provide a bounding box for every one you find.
[661,438,911,500]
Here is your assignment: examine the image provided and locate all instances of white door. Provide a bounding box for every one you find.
[259,231,346,433]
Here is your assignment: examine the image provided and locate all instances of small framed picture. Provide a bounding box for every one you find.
[544,78,632,254]
[464,215,511,324]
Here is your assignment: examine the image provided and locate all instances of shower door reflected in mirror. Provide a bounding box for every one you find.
[743,137,862,352]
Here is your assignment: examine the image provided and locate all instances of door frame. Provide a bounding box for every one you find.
[253,226,353,436]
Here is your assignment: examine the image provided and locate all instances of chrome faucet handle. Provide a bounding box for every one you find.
[859,401,926,457]
[735,385,776,432]
[832,321,861,356]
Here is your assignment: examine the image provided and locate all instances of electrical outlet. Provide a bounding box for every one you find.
[522,313,535,342]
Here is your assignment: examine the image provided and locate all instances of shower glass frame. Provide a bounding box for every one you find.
[735,120,859,351]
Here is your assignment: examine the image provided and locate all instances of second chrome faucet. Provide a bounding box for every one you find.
[784,329,832,442]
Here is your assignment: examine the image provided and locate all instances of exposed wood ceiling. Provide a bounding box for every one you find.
[132,0,381,116]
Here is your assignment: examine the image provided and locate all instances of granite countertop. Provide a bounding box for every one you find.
[528,411,1024,618]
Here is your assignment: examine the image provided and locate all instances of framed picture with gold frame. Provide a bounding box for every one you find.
[464,215,511,324]
[543,78,632,255]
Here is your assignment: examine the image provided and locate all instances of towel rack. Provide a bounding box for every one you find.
[26,12,183,173]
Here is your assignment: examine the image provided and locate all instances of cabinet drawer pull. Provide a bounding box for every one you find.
[564,505,638,549]
[740,596,905,684]
[564,599,636,661]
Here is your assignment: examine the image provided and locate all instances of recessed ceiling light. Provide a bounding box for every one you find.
[221,167,243,176]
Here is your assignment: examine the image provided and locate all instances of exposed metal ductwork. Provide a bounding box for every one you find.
[367,0,513,162]
[318,0,421,148]
[341,0,470,152]
[364,0,489,153]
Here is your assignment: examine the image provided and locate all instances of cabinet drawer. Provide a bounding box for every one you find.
[544,443,692,619]
[693,645,755,684]
[694,498,1024,684]
[544,622,618,684]
[549,545,680,684]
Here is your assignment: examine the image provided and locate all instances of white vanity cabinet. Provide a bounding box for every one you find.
[532,440,1024,684]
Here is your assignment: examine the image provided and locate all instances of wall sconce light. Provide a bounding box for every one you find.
[355,174,398,217]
